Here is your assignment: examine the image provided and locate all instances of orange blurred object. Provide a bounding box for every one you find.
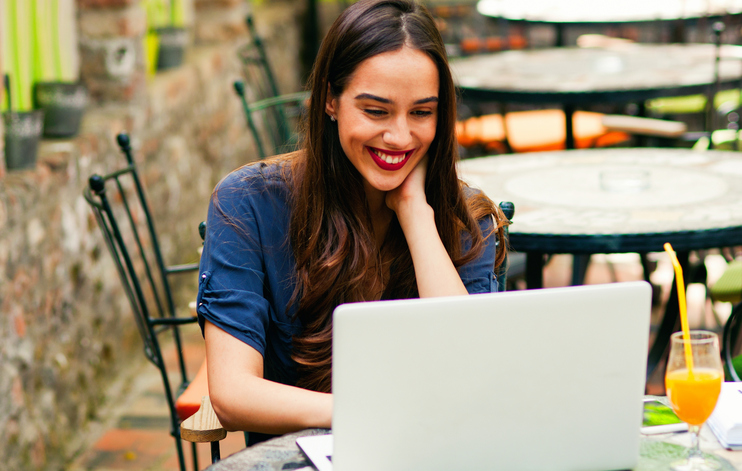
[456,109,631,153]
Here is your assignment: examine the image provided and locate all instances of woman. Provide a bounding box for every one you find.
[197,0,508,441]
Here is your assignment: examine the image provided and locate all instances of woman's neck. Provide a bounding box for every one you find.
[364,183,394,248]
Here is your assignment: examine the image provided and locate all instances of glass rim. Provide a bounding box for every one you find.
[670,330,718,344]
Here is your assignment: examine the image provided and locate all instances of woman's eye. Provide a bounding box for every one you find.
[412,110,433,117]
[364,109,386,116]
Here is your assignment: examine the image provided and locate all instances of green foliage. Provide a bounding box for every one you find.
[2,0,34,111]
[1,0,78,112]
[144,0,189,29]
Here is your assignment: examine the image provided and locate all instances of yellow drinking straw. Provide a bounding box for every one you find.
[663,243,694,374]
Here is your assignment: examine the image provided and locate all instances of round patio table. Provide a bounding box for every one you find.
[457,147,742,377]
[477,0,742,23]
[476,0,742,45]
[205,428,742,470]
[450,43,742,148]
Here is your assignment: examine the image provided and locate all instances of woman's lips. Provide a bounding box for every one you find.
[366,147,413,171]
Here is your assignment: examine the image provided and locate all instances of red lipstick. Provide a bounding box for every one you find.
[366,146,413,171]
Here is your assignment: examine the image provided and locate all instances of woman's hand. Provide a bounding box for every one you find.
[386,156,429,215]
[385,156,468,298]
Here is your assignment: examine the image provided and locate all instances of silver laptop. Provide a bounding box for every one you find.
[298,281,652,471]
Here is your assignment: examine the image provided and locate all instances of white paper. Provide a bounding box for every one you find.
[708,382,742,446]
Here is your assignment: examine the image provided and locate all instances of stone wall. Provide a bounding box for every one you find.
[0,0,305,468]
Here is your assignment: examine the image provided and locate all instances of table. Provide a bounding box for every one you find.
[206,427,742,470]
[476,0,742,45]
[450,43,742,148]
[458,147,742,377]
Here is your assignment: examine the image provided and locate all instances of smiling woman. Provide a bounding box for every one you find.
[326,46,438,195]
[197,0,509,444]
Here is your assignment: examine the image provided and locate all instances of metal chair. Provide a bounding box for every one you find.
[708,255,742,381]
[234,81,309,160]
[722,301,742,382]
[238,15,282,104]
[83,133,224,470]
[496,201,526,292]
[235,15,309,159]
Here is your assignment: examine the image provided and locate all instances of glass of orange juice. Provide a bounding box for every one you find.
[665,330,723,471]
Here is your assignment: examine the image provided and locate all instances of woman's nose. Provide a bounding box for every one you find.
[382,116,412,148]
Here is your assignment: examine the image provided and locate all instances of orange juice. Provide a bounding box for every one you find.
[665,368,722,425]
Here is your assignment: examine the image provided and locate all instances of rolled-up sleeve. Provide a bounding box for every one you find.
[197,171,272,356]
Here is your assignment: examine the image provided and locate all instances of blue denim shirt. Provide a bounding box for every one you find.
[197,160,499,386]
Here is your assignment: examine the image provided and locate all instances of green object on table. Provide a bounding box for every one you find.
[638,440,736,471]
[643,402,682,427]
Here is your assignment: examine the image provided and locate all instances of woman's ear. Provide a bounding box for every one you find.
[325,83,337,118]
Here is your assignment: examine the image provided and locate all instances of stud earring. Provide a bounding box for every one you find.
[330,115,336,122]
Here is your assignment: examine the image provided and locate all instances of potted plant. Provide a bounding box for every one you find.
[2,1,44,171]
[144,0,191,72]
[31,0,87,138]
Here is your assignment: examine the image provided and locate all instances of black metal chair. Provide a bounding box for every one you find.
[234,82,309,160]
[235,15,309,159]
[83,133,224,470]
[496,201,525,292]
[722,301,742,382]
[237,15,282,104]
[707,254,742,381]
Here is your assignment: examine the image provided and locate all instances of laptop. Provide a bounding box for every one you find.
[297,281,652,471]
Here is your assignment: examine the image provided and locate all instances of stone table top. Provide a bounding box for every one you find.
[476,0,742,23]
[206,427,742,470]
[457,148,742,254]
[451,43,742,104]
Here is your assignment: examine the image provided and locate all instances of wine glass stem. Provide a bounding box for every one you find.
[688,424,702,459]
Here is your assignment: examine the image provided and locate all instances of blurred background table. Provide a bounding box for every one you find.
[451,43,742,148]
[458,147,742,377]
[476,0,742,45]
[205,427,742,470]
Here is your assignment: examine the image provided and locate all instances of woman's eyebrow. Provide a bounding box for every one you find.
[354,93,439,105]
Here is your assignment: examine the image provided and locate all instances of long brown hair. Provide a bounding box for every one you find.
[289,0,508,392]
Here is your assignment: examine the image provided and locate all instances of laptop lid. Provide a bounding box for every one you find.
[331,281,652,471]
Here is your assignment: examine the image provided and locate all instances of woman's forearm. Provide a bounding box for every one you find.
[205,321,333,433]
[395,200,468,298]
[211,373,332,433]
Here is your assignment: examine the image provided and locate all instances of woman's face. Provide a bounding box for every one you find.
[326,46,439,197]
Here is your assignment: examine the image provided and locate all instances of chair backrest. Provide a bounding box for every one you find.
[234,15,309,159]
[83,133,195,462]
[723,301,742,382]
[497,201,515,292]
[234,82,309,160]
[237,15,281,102]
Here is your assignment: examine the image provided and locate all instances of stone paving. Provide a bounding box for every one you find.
[69,253,729,470]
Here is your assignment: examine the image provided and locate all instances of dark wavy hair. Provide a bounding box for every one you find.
[288,0,508,392]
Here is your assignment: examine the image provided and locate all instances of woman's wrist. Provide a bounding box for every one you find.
[395,198,434,233]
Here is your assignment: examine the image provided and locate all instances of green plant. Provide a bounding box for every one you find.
[144,0,189,29]
[143,0,190,74]
[1,0,78,112]
[32,0,78,83]
[2,0,33,111]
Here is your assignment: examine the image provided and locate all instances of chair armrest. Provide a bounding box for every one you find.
[181,396,227,443]
[166,263,199,275]
[601,115,687,138]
